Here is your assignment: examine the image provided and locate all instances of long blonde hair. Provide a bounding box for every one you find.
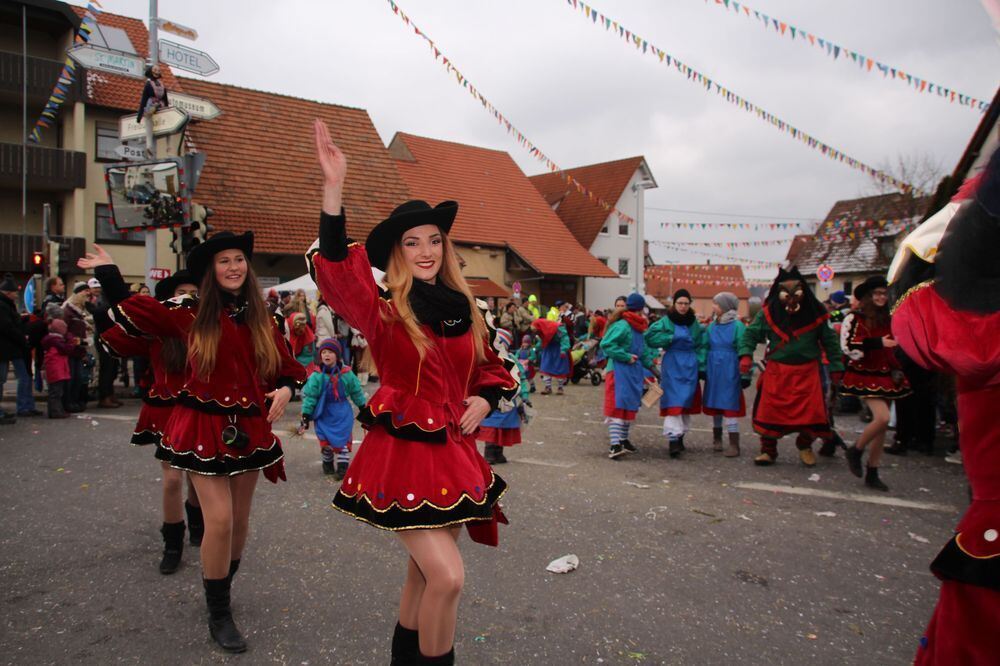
[189,261,281,381]
[382,232,487,361]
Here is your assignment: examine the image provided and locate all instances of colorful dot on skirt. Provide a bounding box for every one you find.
[406,493,415,501]
[919,636,929,649]
[475,486,481,493]
[377,492,384,500]
[441,488,448,496]
[357,484,362,492]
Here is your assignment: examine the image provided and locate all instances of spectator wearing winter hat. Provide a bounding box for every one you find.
[298,338,367,478]
[62,282,94,410]
[85,276,121,409]
[0,273,39,422]
[478,328,532,465]
[41,318,77,418]
[645,288,708,458]
[826,289,851,332]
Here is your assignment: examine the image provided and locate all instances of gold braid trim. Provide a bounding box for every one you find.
[336,469,502,514]
[891,280,934,315]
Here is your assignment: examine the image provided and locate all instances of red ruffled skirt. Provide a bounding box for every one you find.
[131,402,174,446]
[603,371,638,421]
[478,427,521,446]
[841,366,912,400]
[332,425,506,532]
[752,360,831,439]
[158,405,283,476]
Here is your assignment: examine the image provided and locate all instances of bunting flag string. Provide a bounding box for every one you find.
[658,220,805,229]
[659,213,916,237]
[644,266,773,287]
[564,0,923,195]
[650,240,784,268]
[700,0,988,113]
[385,0,638,224]
[28,2,102,143]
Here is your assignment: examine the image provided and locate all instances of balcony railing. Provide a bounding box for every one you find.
[0,50,82,101]
[0,142,86,191]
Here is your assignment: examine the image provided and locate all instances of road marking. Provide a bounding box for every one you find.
[74,413,135,422]
[512,457,577,468]
[540,416,570,422]
[733,482,957,513]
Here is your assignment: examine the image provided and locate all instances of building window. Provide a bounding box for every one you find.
[96,204,144,244]
[843,280,853,296]
[599,219,609,235]
[618,258,630,277]
[597,256,609,266]
[618,220,630,236]
[96,122,120,161]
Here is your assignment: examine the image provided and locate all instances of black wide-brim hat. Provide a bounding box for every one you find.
[154,269,196,301]
[853,275,888,300]
[186,231,254,284]
[366,200,458,271]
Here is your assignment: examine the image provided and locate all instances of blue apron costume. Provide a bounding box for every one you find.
[660,324,699,412]
[704,321,742,413]
[614,327,647,412]
[312,368,357,447]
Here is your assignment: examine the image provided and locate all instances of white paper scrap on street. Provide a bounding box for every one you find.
[546,554,579,574]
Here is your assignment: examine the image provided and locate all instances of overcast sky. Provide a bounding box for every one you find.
[79,0,999,281]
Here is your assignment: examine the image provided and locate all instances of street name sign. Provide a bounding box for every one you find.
[158,39,219,76]
[119,107,190,141]
[68,44,145,79]
[168,92,222,121]
[156,19,198,41]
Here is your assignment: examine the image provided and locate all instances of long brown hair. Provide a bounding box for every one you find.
[859,295,890,330]
[188,257,280,380]
[382,231,487,361]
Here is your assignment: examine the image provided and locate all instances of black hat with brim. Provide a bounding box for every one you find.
[154,269,196,301]
[186,231,254,285]
[853,275,888,301]
[365,200,458,271]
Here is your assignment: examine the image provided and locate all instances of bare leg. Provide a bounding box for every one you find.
[863,398,890,467]
[398,527,464,657]
[398,528,461,630]
[188,474,233,579]
[186,474,200,507]
[229,471,259,562]
[161,462,184,523]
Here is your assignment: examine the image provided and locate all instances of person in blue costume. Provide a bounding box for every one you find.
[702,292,747,458]
[478,328,531,465]
[531,317,571,395]
[299,338,367,479]
[600,293,657,459]
[645,289,708,458]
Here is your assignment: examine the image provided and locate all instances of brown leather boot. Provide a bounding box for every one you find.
[724,432,740,458]
[97,396,120,409]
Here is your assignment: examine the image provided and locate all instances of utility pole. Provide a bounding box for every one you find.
[145,0,158,290]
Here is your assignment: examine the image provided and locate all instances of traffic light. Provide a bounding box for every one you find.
[183,203,214,253]
[31,251,45,273]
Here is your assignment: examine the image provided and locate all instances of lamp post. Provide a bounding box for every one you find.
[632,180,656,295]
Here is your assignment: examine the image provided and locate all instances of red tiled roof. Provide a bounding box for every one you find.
[644,264,751,301]
[466,277,510,298]
[177,77,411,255]
[70,6,185,111]
[529,156,646,248]
[390,133,615,278]
[784,234,812,265]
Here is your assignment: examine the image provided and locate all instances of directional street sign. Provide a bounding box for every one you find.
[168,92,222,121]
[115,144,146,161]
[119,107,190,141]
[158,39,219,76]
[68,44,145,79]
[156,19,198,41]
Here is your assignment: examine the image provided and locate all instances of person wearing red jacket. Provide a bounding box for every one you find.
[311,119,517,665]
[41,318,76,418]
[79,235,306,654]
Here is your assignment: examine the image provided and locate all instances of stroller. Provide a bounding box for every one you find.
[569,338,606,386]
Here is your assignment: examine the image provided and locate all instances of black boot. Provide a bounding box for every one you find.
[419,648,455,664]
[712,426,723,452]
[483,444,500,465]
[159,521,185,575]
[621,438,637,453]
[668,438,682,458]
[845,445,864,478]
[204,577,247,653]
[390,622,420,665]
[322,460,335,475]
[818,438,837,457]
[678,435,686,451]
[185,501,204,547]
[228,558,241,582]
[865,466,889,492]
[334,462,349,481]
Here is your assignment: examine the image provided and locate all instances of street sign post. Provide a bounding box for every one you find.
[816,264,835,283]
[119,107,189,141]
[68,44,145,79]
[156,19,198,41]
[115,144,146,161]
[158,39,219,76]
[148,268,172,280]
[168,92,222,121]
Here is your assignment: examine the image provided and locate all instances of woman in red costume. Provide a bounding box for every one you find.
[98,268,204,574]
[309,119,516,665]
[78,233,306,654]
[840,275,911,491]
[892,147,1000,665]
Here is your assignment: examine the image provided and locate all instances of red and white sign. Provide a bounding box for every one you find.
[816,264,835,283]
[149,268,172,280]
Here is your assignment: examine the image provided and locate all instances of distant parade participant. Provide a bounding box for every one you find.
[893,148,1000,665]
[840,276,911,491]
[298,338,367,479]
[478,328,530,465]
[532,317,571,395]
[739,267,843,466]
[516,334,537,393]
[600,293,656,459]
[310,120,517,665]
[79,233,306,654]
[702,292,746,458]
[645,289,707,458]
[98,268,205,575]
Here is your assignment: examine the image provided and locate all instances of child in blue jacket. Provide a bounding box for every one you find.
[299,338,367,478]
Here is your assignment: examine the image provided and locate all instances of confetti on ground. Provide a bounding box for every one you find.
[808,474,821,482]
[815,511,837,517]
[80,484,89,490]
[623,481,650,489]
[546,554,579,574]
[691,508,717,518]
[908,532,930,543]
[806,633,818,640]
[738,514,752,521]
[91,420,99,426]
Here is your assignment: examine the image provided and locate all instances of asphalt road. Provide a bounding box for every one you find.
[0,382,966,665]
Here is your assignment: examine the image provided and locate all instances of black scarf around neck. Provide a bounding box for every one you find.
[668,308,696,327]
[407,279,472,337]
[220,291,248,323]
